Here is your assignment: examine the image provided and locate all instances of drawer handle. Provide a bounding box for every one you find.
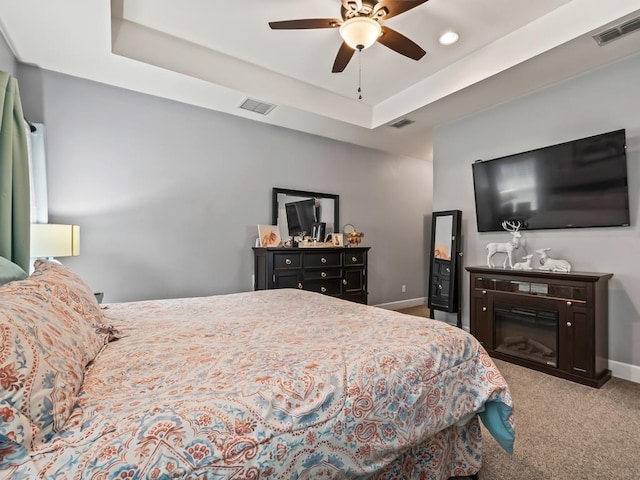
[321,286,327,293]
[482,307,487,312]
[566,301,572,306]
[352,256,357,262]
[321,272,327,278]
[321,257,327,264]
[285,258,292,265]
[343,279,347,285]
[482,290,487,294]
[566,322,572,327]
[446,267,450,273]
[298,283,303,289]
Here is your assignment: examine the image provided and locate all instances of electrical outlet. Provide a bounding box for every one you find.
[401,285,406,293]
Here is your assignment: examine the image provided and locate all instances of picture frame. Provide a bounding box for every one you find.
[257,224,281,247]
[311,222,326,242]
[331,233,344,247]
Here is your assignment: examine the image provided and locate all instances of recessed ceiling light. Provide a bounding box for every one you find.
[439,31,459,46]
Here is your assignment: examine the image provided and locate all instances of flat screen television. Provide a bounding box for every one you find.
[285,199,318,236]
[472,129,630,232]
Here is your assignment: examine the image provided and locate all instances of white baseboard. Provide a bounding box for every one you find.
[609,360,640,384]
[375,297,427,310]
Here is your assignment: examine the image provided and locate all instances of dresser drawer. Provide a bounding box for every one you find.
[303,251,342,268]
[253,246,370,305]
[304,268,342,281]
[344,251,365,266]
[304,279,342,295]
[273,253,302,269]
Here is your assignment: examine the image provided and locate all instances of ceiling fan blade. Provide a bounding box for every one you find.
[332,42,355,73]
[269,18,342,30]
[374,0,429,20]
[377,26,426,60]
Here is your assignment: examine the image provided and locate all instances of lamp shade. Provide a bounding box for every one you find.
[339,17,381,50]
[30,224,80,258]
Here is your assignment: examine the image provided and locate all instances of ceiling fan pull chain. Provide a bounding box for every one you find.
[358,47,363,100]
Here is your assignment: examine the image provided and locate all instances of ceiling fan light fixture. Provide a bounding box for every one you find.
[439,31,459,46]
[339,17,381,50]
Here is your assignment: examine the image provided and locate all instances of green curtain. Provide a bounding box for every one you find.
[0,72,30,272]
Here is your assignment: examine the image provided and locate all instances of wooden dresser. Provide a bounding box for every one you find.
[253,247,370,304]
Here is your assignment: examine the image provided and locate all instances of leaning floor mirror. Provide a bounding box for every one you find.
[427,210,462,326]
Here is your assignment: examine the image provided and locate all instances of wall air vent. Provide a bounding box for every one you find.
[593,15,640,46]
[387,117,415,129]
[239,98,276,115]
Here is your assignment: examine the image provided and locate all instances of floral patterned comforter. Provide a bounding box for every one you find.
[6,289,513,479]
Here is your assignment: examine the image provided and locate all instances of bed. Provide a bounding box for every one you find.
[1,260,514,479]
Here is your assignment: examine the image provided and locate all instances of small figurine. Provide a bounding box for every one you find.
[486,221,522,269]
[512,254,534,270]
[536,248,571,272]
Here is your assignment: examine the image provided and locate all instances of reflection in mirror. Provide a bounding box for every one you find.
[434,216,453,260]
[272,188,339,241]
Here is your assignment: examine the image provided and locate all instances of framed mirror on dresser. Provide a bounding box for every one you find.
[272,188,339,241]
[428,210,462,326]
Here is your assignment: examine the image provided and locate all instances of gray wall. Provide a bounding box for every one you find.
[433,52,640,368]
[18,68,432,305]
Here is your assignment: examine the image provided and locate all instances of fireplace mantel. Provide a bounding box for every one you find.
[466,266,612,388]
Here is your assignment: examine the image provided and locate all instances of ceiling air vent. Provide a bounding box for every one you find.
[593,15,640,46]
[239,98,276,115]
[387,117,415,129]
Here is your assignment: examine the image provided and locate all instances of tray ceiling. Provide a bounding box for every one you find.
[1,0,640,159]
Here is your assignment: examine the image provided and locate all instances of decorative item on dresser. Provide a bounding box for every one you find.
[466,266,612,387]
[342,223,364,246]
[253,246,370,304]
[330,232,344,247]
[257,224,281,247]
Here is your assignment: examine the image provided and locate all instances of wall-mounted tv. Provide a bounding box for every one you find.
[472,129,630,232]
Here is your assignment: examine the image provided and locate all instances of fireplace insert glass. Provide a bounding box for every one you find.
[494,303,558,367]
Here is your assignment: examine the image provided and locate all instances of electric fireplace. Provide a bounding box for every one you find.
[466,266,613,388]
[493,304,558,368]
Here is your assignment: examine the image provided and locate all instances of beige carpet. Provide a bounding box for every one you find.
[394,307,640,479]
[396,304,430,318]
[476,359,639,479]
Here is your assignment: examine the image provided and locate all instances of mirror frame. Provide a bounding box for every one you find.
[272,188,340,237]
[428,210,462,317]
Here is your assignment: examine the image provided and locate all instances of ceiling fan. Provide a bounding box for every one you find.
[269,0,428,73]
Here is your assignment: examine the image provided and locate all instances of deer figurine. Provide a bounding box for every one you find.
[512,254,534,270]
[536,248,571,272]
[486,221,522,269]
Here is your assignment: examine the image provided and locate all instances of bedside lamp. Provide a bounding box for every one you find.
[30,224,80,260]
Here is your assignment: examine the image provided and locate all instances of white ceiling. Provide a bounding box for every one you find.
[1,0,640,160]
